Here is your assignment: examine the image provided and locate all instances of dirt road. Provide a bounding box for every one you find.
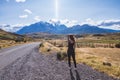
[0,43,118,80]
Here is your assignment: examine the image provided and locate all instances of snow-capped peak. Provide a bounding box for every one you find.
[49,19,78,27]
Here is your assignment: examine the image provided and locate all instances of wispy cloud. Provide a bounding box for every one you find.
[0,23,31,32]
[80,18,120,30]
[19,15,28,19]
[80,18,100,26]
[15,0,26,3]
[34,16,41,21]
[24,9,32,14]
[98,20,120,30]
[99,24,120,30]
[12,24,25,27]
[81,18,120,26]
[18,9,32,19]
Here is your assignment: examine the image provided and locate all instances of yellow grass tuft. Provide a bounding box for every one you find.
[39,41,60,54]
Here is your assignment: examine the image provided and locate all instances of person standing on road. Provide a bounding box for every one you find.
[67,35,77,69]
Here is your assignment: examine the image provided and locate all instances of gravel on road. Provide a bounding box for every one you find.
[0,43,119,80]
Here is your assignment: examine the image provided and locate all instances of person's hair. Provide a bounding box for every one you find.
[69,35,75,42]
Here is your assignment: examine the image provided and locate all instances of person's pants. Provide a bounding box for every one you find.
[67,52,77,68]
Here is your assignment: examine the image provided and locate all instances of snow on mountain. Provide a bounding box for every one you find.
[49,19,78,27]
[1,19,120,33]
[16,21,120,34]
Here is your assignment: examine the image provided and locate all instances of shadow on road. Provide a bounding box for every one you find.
[75,70,81,80]
[70,69,75,80]
[69,69,81,80]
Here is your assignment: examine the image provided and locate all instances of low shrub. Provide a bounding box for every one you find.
[47,48,51,52]
[57,52,62,60]
[58,44,64,47]
[91,44,95,48]
[39,43,44,47]
[62,52,67,59]
[103,62,112,66]
[56,52,67,60]
[15,37,24,42]
[24,40,27,43]
[115,43,120,48]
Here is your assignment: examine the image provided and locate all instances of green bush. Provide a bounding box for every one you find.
[39,43,44,47]
[115,43,120,48]
[62,52,67,59]
[24,40,27,43]
[47,48,51,52]
[90,44,95,48]
[103,62,112,66]
[15,37,24,42]
[110,46,114,48]
[57,52,62,60]
[56,52,67,60]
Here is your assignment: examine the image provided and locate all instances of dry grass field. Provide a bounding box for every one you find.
[39,39,120,79]
[0,29,32,49]
[0,40,29,49]
[75,48,120,79]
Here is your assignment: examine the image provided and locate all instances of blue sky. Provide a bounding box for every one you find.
[0,0,120,26]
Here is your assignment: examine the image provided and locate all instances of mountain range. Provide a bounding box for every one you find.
[16,21,120,35]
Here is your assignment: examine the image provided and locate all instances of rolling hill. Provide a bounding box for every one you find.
[0,29,25,40]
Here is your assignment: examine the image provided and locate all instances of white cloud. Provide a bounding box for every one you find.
[99,24,120,30]
[12,24,25,27]
[98,19,120,30]
[18,9,32,19]
[11,24,30,32]
[79,18,120,30]
[15,0,26,3]
[34,16,41,21]
[49,19,78,27]
[103,19,120,23]
[19,15,28,19]
[0,23,30,32]
[0,24,12,32]
[80,18,99,26]
[24,9,32,14]
[80,18,120,25]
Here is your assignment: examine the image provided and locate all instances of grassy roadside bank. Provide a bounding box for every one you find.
[0,40,32,50]
[39,41,120,79]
